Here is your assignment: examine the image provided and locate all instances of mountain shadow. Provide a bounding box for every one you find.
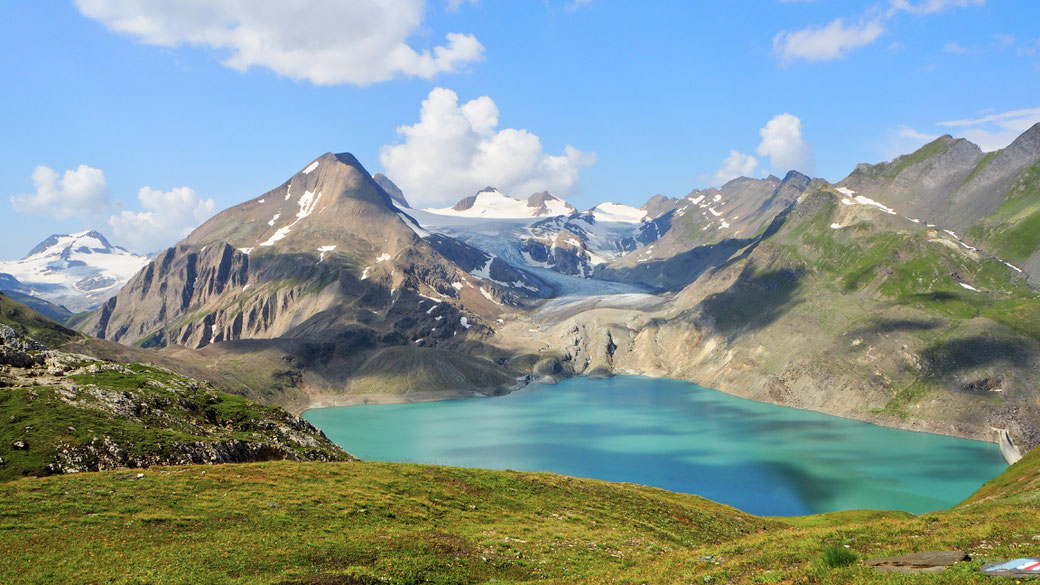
[846,317,944,339]
[694,266,806,338]
[920,336,1034,377]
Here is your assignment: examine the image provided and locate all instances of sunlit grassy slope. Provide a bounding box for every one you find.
[1,445,1038,584]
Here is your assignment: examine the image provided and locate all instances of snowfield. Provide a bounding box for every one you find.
[426,188,574,219]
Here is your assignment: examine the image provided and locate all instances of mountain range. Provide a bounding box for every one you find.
[7,123,1038,453]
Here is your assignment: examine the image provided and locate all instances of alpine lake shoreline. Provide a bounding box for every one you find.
[299,368,1019,460]
[300,373,1012,518]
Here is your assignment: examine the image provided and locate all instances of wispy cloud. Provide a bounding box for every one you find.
[775,0,985,65]
[937,107,1040,128]
[1019,39,1040,57]
[445,0,478,12]
[993,33,1015,47]
[943,42,972,54]
[773,18,884,64]
[894,106,1040,154]
[889,0,985,16]
[899,126,940,142]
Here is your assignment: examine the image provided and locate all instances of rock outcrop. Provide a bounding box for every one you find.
[0,322,352,480]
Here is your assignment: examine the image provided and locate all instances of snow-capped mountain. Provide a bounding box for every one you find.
[426,187,576,219]
[586,202,647,223]
[0,230,149,312]
[402,190,666,288]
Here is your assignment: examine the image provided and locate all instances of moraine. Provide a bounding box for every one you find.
[303,375,1007,516]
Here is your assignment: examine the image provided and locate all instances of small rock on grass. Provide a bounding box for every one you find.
[865,550,969,574]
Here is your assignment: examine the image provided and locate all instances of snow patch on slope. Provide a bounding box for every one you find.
[260,190,324,246]
[317,245,336,262]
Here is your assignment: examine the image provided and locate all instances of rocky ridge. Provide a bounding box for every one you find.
[840,123,1040,277]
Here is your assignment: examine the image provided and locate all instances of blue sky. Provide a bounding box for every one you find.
[1,0,1038,255]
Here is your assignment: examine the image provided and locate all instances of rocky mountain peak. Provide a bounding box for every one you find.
[780,170,810,185]
[526,191,557,207]
[453,194,479,211]
[451,188,501,211]
[24,230,119,260]
[1000,121,1040,159]
[183,151,408,253]
[372,173,410,208]
[526,191,576,216]
[639,194,683,221]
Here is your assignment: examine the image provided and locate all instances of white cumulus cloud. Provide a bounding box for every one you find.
[380,87,596,207]
[75,0,484,86]
[10,165,112,220]
[773,18,884,64]
[108,186,216,252]
[711,151,760,186]
[757,114,814,174]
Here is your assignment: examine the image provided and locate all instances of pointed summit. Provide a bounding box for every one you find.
[184,152,409,252]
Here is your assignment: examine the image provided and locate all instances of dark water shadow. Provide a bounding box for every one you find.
[441,440,824,516]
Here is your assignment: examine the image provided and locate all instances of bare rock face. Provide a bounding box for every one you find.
[526,191,576,216]
[89,243,249,346]
[372,173,410,208]
[840,136,985,226]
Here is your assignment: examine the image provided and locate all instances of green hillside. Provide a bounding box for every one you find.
[967,161,1040,264]
[0,292,80,348]
[1,447,1038,584]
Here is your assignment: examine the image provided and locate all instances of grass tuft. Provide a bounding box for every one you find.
[819,545,859,568]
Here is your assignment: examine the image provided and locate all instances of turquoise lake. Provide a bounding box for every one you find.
[303,376,1007,516]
